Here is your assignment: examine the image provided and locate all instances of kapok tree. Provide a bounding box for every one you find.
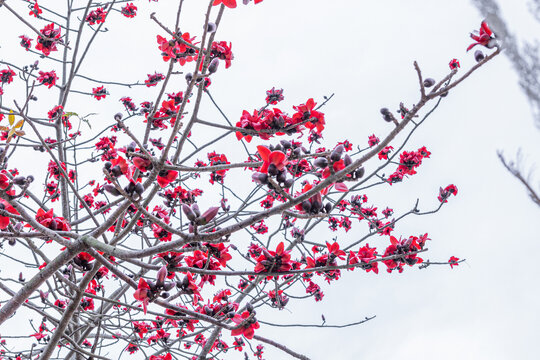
[0,1,499,359]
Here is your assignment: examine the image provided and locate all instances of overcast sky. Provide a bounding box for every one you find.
[1,0,539,359]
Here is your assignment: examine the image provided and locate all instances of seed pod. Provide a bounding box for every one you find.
[423,78,436,87]
[208,58,220,74]
[313,157,328,169]
[474,50,485,62]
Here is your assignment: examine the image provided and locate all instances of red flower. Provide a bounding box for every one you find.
[213,0,237,8]
[449,256,460,269]
[231,311,260,339]
[85,7,107,25]
[210,41,234,68]
[378,146,393,160]
[19,35,32,51]
[35,208,71,231]
[92,86,107,100]
[257,145,288,174]
[368,134,380,147]
[0,68,16,84]
[265,87,284,105]
[36,23,61,56]
[149,353,172,360]
[438,184,458,203]
[467,21,495,51]
[157,170,178,188]
[37,70,58,89]
[145,72,165,87]
[29,2,42,17]
[133,278,151,314]
[121,3,137,18]
[292,98,325,134]
[0,199,17,230]
[254,242,293,273]
[449,58,460,70]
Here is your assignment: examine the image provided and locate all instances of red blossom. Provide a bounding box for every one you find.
[467,21,495,51]
[36,23,61,56]
[121,3,137,18]
[231,311,260,339]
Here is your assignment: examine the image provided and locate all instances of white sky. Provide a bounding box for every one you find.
[1,0,539,359]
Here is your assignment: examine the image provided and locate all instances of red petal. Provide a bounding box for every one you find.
[276,242,284,255]
[334,182,348,192]
[257,145,270,161]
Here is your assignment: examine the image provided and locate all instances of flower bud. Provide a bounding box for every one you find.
[355,167,365,179]
[26,175,34,183]
[201,206,219,224]
[160,292,169,298]
[343,154,352,166]
[208,58,220,74]
[103,184,121,196]
[380,107,390,115]
[423,78,436,88]
[324,202,332,213]
[126,142,136,153]
[163,282,175,291]
[268,163,278,176]
[276,171,287,183]
[313,157,328,169]
[206,22,217,33]
[111,165,122,177]
[135,183,144,196]
[156,266,167,287]
[280,140,292,149]
[191,203,201,217]
[185,72,193,83]
[283,178,294,188]
[182,204,197,221]
[301,200,312,212]
[12,176,26,186]
[474,50,485,62]
[246,302,254,312]
[114,113,123,121]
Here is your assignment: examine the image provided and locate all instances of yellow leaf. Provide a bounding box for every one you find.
[14,120,24,129]
[8,110,15,126]
[8,128,15,139]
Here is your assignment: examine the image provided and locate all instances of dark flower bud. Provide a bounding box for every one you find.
[134,183,144,195]
[9,238,16,246]
[147,280,156,291]
[182,204,197,221]
[268,163,278,176]
[325,202,332,213]
[26,175,34,183]
[423,78,436,87]
[12,176,26,186]
[280,140,292,149]
[185,72,193,83]
[163,282,175,291]
[292,147,302,157]
[14,222,22,232]
[126,142,136,153]
[343,154,352,166]
[474,50,485,62]
[125,181,136,194]
[355,167,365,179]
[283,178,294,188]
[111,165,122,177]
[330,148,343,162]
[246,302,254,312]
[380,107,390,115]
[104,162,112,170]
[258,173,269,184]
[274,144,283,151]
[313,157,328,169]
[114,113,123,121]
[276,171,287,183]
[18,272,24,282]
[160,292,169,298]
[208,58,220,74]
[301,200,312,212]
[103,184,121,196]
[49,219,58,231]
[206,22,217,33]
